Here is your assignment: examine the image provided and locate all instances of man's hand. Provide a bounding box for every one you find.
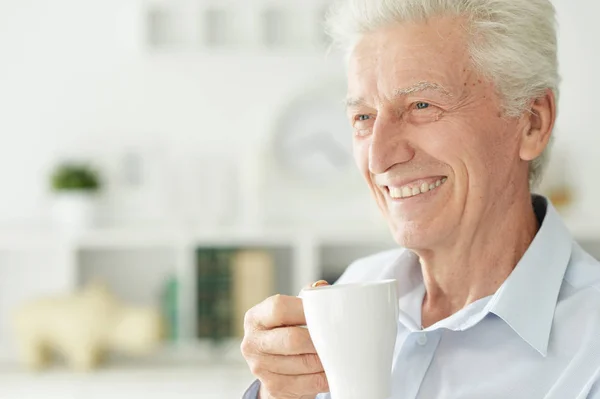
[241,282,330,399]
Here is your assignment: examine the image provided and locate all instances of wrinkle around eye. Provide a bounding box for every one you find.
[406,102,444,123]
[354,127,373,137]
[407,109,444,124]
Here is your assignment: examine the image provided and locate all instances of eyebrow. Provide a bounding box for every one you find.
[345,81,452,109]
[394,81,452,97]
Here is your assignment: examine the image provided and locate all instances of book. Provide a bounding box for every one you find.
[196,247,276,341]
[196,248,217,339]
[230,250,275,338]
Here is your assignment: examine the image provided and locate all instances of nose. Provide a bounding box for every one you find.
[368,115,415,174]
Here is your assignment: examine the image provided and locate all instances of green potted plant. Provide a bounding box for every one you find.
[50,162,102,232]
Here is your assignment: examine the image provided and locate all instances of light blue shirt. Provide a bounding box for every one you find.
[244,196,600,398]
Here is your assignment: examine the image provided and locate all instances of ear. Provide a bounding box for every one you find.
[519,89,556,162]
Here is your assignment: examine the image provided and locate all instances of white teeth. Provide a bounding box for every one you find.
[388,177,448,199]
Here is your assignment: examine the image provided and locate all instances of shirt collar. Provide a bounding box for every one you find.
[389,195,573,356]
[488,195,572,356]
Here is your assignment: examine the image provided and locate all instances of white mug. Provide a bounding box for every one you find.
[300,279,399,399]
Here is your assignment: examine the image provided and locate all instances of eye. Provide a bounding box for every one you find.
[351,113,375,137]
[406,101,443,124]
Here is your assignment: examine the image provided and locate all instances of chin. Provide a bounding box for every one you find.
[388,219,442,250]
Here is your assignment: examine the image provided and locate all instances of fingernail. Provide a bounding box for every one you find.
[312,280,329,288]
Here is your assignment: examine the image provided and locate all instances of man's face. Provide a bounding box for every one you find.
[347,17,530,249]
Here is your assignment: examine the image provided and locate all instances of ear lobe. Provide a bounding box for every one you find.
[519,89,556,162]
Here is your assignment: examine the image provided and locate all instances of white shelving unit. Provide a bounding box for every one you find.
[0,225,398,362]
[0,216,597,364]
[142,0,334,55]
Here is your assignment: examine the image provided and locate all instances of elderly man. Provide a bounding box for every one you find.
[241,0,600,398]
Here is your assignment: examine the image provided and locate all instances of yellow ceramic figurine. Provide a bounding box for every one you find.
[12,281,164,371]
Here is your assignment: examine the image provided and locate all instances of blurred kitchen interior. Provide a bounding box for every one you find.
[0,0,598,398]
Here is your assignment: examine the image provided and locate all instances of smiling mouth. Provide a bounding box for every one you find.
[387,177,448,199]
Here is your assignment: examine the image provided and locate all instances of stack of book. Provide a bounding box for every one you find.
[196,248,275,341]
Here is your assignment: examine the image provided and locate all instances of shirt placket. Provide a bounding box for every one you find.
[391,329,442,399]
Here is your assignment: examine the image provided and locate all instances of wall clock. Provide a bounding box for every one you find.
[257,77,382,230]
[270,79,355,185]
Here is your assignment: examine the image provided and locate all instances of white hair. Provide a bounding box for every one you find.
[325,0,560,187]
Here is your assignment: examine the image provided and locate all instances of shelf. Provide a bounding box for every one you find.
[141,0,333,56]
[0,228,64,251]
[189,228,300,247]
[75,227,186,249]
[0,340,254,399]
[0,225,395,252]
[0,221,596,252]
[0,339,247,373]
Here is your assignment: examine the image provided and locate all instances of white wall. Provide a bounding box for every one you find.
[0,0,598,228]
[0,0,347,227]
[549,0,600,227]
[0,0,597,367]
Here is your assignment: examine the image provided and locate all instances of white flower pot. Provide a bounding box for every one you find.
[51,192,98,234]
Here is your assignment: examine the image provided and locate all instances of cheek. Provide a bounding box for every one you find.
[354,139,383,200]
[468,120,522,178]
[413,120,497,187]
[353,139,370,177]
[414,121,470,170]
[422,118,520,187]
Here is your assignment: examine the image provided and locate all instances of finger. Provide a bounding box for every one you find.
[250,294,306,330]
[256,326,316,355]
[260,371,329,398]
[250,353,324,376]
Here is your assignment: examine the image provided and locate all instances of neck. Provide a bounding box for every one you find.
[416,191,539,328]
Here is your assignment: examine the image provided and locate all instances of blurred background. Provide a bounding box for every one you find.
[0,0,598,398]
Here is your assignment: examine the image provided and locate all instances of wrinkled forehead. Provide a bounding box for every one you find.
[348,15,473,65]
[346,17,476,98]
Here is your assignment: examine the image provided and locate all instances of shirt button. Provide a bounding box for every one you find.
[417,333,428,346]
